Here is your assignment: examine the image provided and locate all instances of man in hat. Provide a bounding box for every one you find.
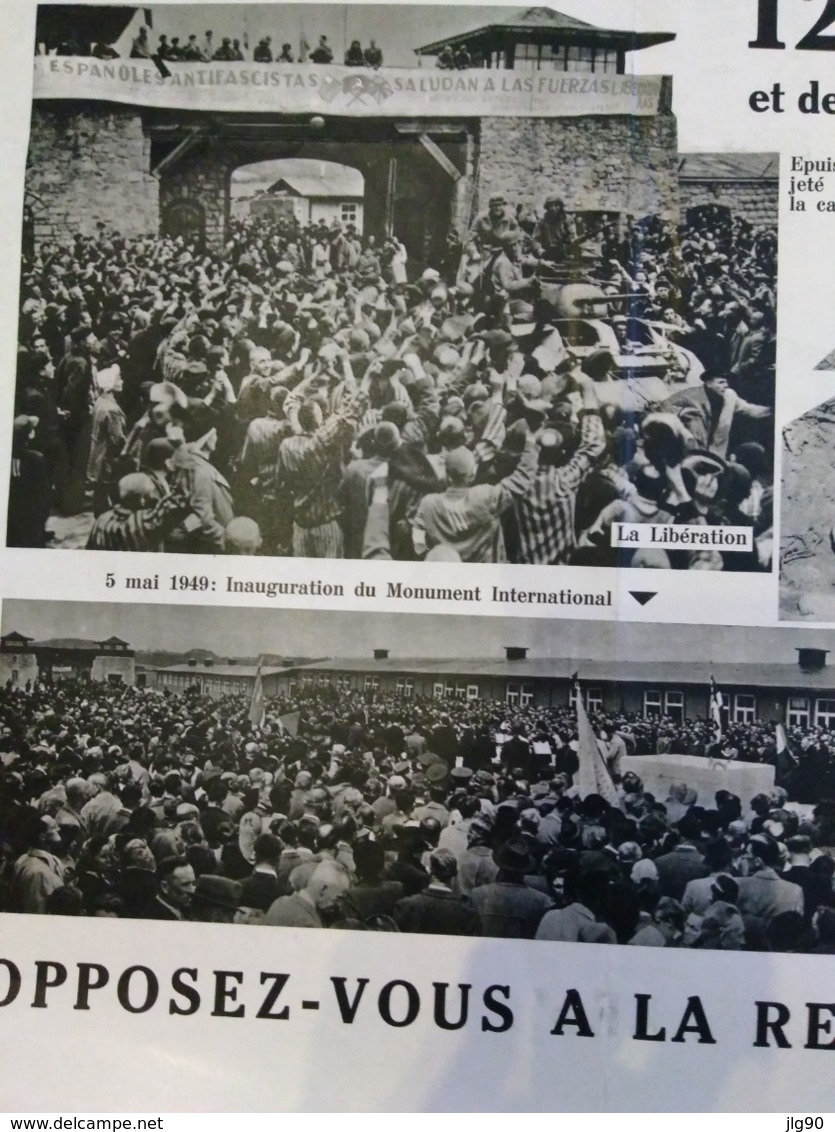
[168,421,234,554]
[469,193,520,253]
[413,427,538,563]
[469,840,552,937]
[11,813,66,914]
[665,369,771,460]
[87,472,194,553]
[512,369,606,565]
[191,876,242,924]
[394,849,481,935]
[278,378,367,559]
[532,196,573,265]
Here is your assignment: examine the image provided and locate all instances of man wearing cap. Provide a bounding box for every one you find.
[665,369,771,460]
[413,426,537,563]
[11,814,66,914]
[87,472,194,553]
[512,369,606,565]
[532,196,573,266]
[488,230,538,327]
[278,373,367,559]
[168,421,234,554]
[469,193,521,253]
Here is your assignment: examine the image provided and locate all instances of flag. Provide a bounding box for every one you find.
[775,722,798,766]
[709,675,724,744]
[248,662,265,728]
[277,710,300,738]
[143,8,153,27]
[573,677,619,806]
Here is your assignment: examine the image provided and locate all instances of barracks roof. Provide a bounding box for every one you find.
[289,656,835,690]
[415,7,676,57]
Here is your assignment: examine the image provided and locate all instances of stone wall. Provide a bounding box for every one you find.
[679,178,778,227]
[91,654,136,684]
[0,652,39,688]
[476,112,679,220]
[27,103,158,249]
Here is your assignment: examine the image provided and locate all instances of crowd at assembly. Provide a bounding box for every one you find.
[2,678,834,954]
[11,196,776,566]
[37,26,385,67]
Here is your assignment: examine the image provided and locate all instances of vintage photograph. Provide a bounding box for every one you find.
[780,399,835,622]
[2,599,834,952]
[9,3,777,569]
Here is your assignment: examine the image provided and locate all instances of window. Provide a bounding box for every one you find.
[433,682,445,699]
[506,682,520,707]
[568,684,598,712]
[444,685,456,700]
[364,675,380,692]
[566,45,594,72]
[594,48,619,73]
[734,694,756,724]
[404,678,414,699]
[541,43,567,70]
[341,203,357,224]
[514,42,540,71]
[787,696,810,728]
[815,699,835,728]
[665,690,685,723]
[467,684,480,701]
[395,678,404,695]
[644,690,663,717]
[520,684,535,708]
[336,674,351,692]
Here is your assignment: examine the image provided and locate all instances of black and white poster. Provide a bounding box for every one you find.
[1,0,835,1115]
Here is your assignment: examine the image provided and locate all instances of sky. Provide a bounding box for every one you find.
[4,600,835,664]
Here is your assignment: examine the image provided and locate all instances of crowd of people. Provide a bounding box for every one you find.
[37,26,383,67]
[1,677,833,954]
[11,196,776,566]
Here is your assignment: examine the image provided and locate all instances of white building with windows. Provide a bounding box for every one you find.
[275,643,835,727]
[248,172,364,234]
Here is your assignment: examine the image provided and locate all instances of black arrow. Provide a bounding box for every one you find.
[629,591,657,606]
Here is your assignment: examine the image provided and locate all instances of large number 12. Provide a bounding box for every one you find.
[750,0,835,50]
